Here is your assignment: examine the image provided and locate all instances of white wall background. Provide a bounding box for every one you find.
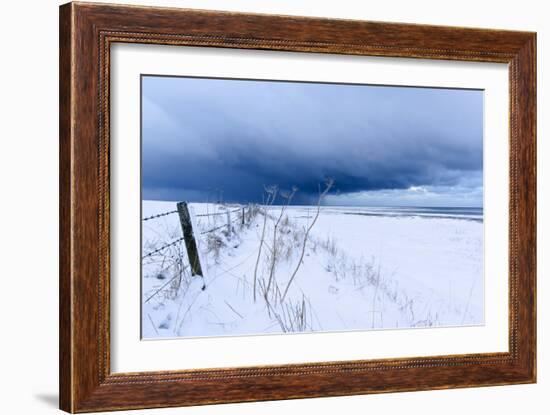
[0,0,546,414]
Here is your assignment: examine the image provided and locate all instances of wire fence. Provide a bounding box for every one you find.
[196,206,246,234]
[195,208,241,218]
[142,237,185,259]
[141,203,250,260]
[200,223,229,235]
[142,210,178,221]
[144,263,190,303]
[142,202,254,302]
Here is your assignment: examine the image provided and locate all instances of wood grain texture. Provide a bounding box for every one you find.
[59,3,73,411]
[59,2,537,412]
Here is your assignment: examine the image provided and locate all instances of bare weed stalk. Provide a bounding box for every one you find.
[253,186,277,302]
[281,178,334,302]
[265,187,297,302]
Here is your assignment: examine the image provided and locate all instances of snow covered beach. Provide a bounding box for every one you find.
[141,200,483,339]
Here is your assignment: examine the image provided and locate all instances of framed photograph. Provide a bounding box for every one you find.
[59,2,536,412]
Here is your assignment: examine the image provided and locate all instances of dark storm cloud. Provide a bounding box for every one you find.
[142,76,483,206]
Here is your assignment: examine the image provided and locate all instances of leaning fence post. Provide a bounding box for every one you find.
[177,202,203,276]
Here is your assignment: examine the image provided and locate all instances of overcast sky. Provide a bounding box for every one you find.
[142,76,483,207]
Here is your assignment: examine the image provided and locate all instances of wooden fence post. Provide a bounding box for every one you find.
[177,202,203,276]
[226,210,232,236]
[242,206,245,225]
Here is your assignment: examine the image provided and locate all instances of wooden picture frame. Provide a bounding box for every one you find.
[59,2,536,412]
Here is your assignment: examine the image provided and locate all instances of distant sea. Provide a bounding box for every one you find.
[317,206,484,221]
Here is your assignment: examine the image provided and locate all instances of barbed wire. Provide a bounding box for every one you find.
[143,263,190,303]
[199,215,247,235]
[195,208,241,217]
[142,204,250,265]
[142,237,184,259]
[142,210,178,221]
[143,206,243,222]
[200,223,229,235]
